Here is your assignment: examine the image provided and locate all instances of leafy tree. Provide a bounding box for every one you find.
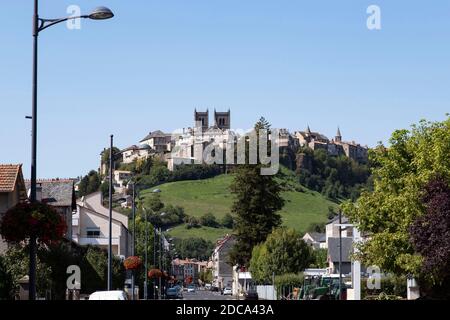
[101,147,121,174]
[143,193,164,213]
[185,216,201,229]
[230,118,285,267]
[174,238,214,261]
[297,147,371,200]
[199,269,213,284]
[310,248,328,269]
[342,117,450,277]
[78,170,101,197]
[221,213,234,229]
[410,176,450,298]
[100,181,114,199]
[0,255,13,300]
[249,228,313,283]
[200,213,219,228]
[248,244,270,284]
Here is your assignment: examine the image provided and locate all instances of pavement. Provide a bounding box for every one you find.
[182,290,236,301]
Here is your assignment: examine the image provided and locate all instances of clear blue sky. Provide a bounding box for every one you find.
[1,1,449,178]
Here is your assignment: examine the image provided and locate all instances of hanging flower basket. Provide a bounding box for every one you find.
[123,256,142,270]
[148,268,163,279]
[0,202,67,245]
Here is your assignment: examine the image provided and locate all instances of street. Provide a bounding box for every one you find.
[183,290,236,301]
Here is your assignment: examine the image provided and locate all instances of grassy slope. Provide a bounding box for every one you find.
[141,170,337,242]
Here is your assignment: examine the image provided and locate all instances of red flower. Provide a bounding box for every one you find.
[148,269,163,279]
[0,202,66,245]
[123,256,143,270]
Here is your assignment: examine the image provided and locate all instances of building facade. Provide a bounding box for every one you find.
[0,164,28,254]
[25,179,76,240]
[211,235,236,290]
[73,192,131,258]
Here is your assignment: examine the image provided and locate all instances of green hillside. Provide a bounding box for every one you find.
[140,169,337,242]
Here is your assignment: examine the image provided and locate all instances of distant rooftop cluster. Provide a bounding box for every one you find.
[100,109,368,175]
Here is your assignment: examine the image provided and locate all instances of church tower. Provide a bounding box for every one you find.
[194,109,209,131]
[214,109,231,130]
[335,127,342,142]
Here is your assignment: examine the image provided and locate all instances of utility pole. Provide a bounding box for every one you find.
[144,208,148,300]
[338,210,342,300]
[131,182,136,300]
[108,135,113,291]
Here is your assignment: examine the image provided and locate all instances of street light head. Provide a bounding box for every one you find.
[89,6,114,20]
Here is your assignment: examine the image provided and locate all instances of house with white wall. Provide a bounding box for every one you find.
[211,235,235,290]
[72,192,131,258]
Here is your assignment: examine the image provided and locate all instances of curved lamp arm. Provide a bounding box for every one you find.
[38,16,89,33]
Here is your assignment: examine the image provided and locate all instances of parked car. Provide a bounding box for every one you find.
[210,286,220,292]
[166,287,183,300]
[88,291,128,300]
[187,285,196,293]
[205,283,212,290]
[245,289,259,300]
[223,287,233,296]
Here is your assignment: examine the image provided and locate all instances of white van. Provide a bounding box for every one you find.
[88,291,128,300]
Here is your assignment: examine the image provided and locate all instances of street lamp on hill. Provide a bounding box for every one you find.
[28,1,114,300]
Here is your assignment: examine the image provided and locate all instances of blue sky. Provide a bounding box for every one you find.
[1,1,449,178]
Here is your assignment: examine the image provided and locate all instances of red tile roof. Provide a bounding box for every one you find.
[0,164,23,192]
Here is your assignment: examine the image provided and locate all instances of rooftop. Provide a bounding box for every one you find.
[25,179,76,208]
[140,130,172,142]
[0,164,23,193]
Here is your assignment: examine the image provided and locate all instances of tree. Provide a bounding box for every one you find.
[249,228,313,283]
[342,117,450,277]
[248,244,270,284]
[230,118,285,267]
[101,147,121,174]
[0,256,13,300]
[174,238,214,261]
[100,181,114,199]
[78,170,101,197]
[310,248,328,269]
[185,216,201,229]
[221,213,234,229]
[200,213,219,228]
[199,269,213,284]
[410,176,450,298]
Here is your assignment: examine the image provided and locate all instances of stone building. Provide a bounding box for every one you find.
[295,126,368,163]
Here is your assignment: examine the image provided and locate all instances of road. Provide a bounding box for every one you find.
[183,290,236,301]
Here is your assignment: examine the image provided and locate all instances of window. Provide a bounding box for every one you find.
[87,228,101,238]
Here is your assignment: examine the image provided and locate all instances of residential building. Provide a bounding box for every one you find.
[325,215,353,247]
[25,179,76,240]
[140,130,173,153]
[211,235,236,289]
[121,144,152,164]
[171,258,209,285]
[327,237,353,275]
[73,192,131,258]
[0,164,28,254]
[232,266,252,296]
[303,232,327,250]
[295,126,368,163]
[113,170,132,193]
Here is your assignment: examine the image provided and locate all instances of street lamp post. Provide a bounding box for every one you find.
[144,207,149,300]
[108,135,114,291]
[131,182,136,300]
[28,0,113,300]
